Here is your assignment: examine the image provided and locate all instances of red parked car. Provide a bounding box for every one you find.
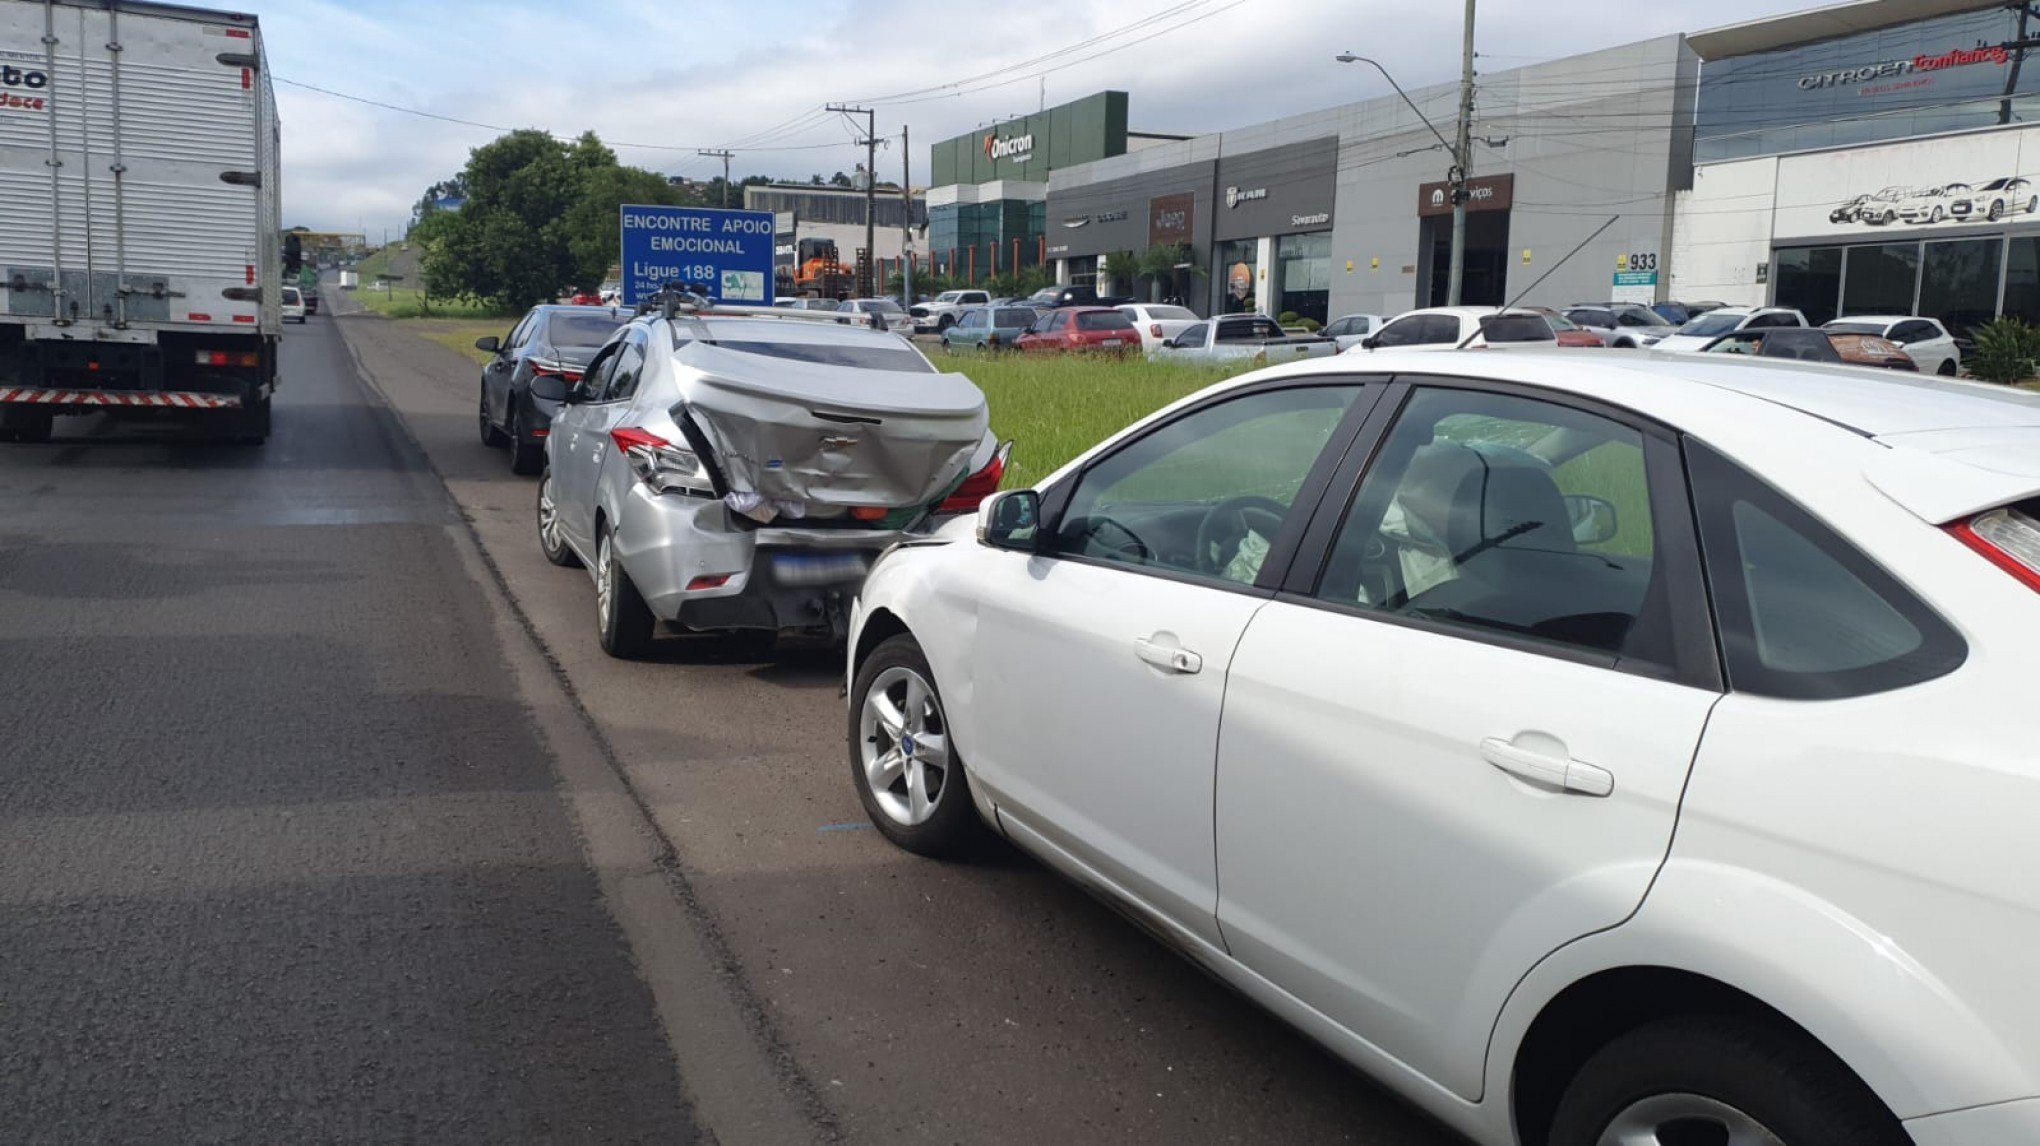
[567,289,603,306]
[1524,306,1608,347]
[1013,306,1139,354]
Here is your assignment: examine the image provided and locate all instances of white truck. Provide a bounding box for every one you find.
[1152,312,1339,364]
[0,0,280,444]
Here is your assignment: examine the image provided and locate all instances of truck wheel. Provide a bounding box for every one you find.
[508,402,544,476]
[596,523,658,659]
[228,397,270,445]
[7,410,54,444]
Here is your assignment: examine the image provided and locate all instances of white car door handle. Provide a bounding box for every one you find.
[1479,738,1614,797]
[1134,637,1202,675]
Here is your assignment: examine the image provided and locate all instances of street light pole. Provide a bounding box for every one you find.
[697,148,734,208]
[1338,0,1479,305]
[1448,0,1477,306]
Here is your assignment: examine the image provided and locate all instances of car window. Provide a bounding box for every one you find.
[1823,322,1883,337]
[1175,323,1208,346]
[1677,313,1745,337]
[1325,318,1354,337]
[505,313,537,349]
[1150,305,1197,321]
[548,311,623,350]
[1215,319,1258,343]
[1054,385,1364,586]
[1480,315,1552,344]
[1374,316,1443,347]
[1685,441,1963,697]
[1077,311,1135,331]
[1570,309,1616,328]
[1047,312,1068,331]
[1312,387,1672,665]
[1894,320,1935,343]
[578,344,621,400]
[995,308,1034,326]
[1748,312,1800,329]
[601,339,647,402]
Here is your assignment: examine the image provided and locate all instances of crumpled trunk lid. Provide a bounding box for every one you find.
[671,342,988,509]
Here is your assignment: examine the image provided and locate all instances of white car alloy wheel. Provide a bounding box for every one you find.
[849,634,981,855]
[859,664,949,827]
[1594,1093,1785,1146]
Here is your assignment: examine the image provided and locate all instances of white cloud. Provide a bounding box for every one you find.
[237,0,1820,236]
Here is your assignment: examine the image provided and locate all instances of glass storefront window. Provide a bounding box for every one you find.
[1773,247,1843,326]
[1216,239,1258,315]
[1068,255,1098,291]
[1276,232,1331,325]
[1841,243,1920,316]
[2005,239,2040,326]
[1917,239,2004,340]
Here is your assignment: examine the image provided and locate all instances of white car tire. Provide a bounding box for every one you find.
[1547,1016,1906,1146]
[849,634,983,856]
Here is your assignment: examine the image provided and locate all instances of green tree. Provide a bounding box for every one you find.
[1967,317,2040,384]
[417,129,672,311]
[1100,250,1141,297]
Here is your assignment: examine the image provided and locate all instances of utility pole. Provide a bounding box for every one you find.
[1448,0,1477,306]
[828,103,878,296]
[900,124,914,304]
[697,148,734,207]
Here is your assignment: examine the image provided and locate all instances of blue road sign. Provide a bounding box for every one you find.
[619,204,776,307]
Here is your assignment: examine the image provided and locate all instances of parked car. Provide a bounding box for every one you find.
[846,346,2040,1146]
[1156,312,1340,364]
[1359,306,1562,351]
[1823,316,1963,376]
[1650,305,1808,353]
[1013,307,1140,354]
[1035,284,1136,309]
[919,290,992,331]
[280,286,306,324]
[841,298,913,332]
[539,303,1006,658]
[1322,314,1385,352]
[1700,326,1916,370]
[475,305,629,475]
[1564,303,1675,348]
[780,297,843,312]
[1116,303,1202,354]
[1522,306,1608,347]
[1953,176,2039,222]
[941,305,1039,352]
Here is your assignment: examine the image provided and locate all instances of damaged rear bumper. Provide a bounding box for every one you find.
[611,483,916,635]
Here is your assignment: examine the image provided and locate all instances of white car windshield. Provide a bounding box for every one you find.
[1677,313,1746,337]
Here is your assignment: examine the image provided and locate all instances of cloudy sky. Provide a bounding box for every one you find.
[234,0,1820,237]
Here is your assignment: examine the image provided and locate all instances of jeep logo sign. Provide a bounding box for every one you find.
[984,132,1035,162]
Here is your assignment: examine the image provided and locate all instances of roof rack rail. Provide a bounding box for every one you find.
[634,282,887,330]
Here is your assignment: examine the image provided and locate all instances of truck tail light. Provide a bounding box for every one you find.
[611,426,710,495]
[936,440,1012,515]
[1946,503,2040,592]
[195,350,260,367]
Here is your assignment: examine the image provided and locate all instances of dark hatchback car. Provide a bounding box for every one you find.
[1699,326,1917,371]
[476,305,628,475]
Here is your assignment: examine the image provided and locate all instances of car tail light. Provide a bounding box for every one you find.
[194,350,260,368]
[529,358,583,382]
[1946,503,2040,592]
[610,426,711,495]
[1150,323,1163,338]
[686,574,731,591]
[936,441,1012,514]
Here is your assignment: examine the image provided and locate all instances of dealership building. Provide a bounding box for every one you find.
[1025,40,1700,322]
[1673,0,2040,335]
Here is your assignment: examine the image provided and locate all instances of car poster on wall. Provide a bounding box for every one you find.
[1772,126,2040,238]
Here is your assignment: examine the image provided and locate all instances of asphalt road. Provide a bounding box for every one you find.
[0,300,1461,1144]
[332,295,1460,1146]
[0,321,698,1141]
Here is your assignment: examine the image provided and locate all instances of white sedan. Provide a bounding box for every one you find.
[1825,315,1963,376]
[845,350,2040,1146]
[1115,303,1202,354]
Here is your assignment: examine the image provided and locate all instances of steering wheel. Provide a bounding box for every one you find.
[1194,495,1290,576]
[1070,515,1155,563]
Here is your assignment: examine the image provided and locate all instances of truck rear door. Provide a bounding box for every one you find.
[0,2,268,337]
